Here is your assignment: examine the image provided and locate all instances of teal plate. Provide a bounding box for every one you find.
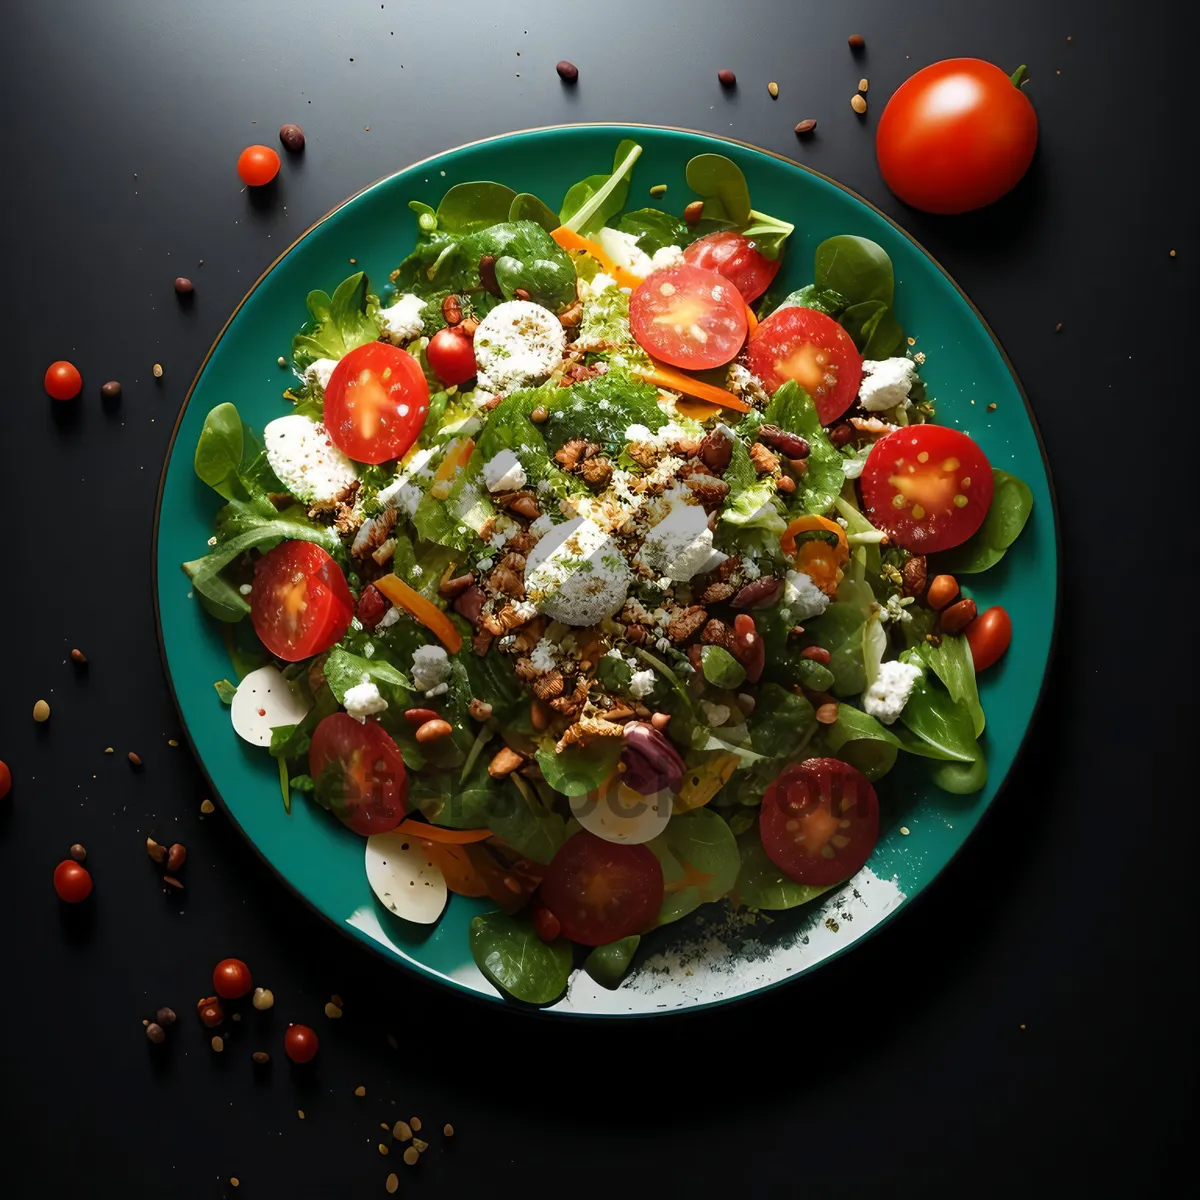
[154,125,1058,1017]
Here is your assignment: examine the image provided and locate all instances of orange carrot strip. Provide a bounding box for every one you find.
[373,573,463,654]
[434,436,475,481]
[396,819,493,845]
[745,304,759,336]
[551,226,645,291]
[639,363,751,413]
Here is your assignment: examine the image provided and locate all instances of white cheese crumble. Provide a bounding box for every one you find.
[304,358,340,390]
[628,669,657,699]
[376,606,401,630]
[473,300,566,396]
[579,272,618,302]
[482,448,528,493]
[344,679,388,723]
[701,701,732,727]
[410,645,451,693]
[596,226,654,276]
[861,660,923,725]
[783,570,831,622]
[512,600,538,621]
[650,245,686,270]
[263,414,358,504]
[524,517,631,626]
[530,637,558,672]
[859,358,917,412]
[639,498,725,582]
[379,293,427,343]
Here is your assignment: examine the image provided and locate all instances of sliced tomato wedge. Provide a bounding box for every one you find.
[759,759,879,887]
[629,264,748,370]
[745,306,863,424]
[683,230,782,304]
[324,341,429,465]
[538,832,663,946]
[251,541,354,662]
[308,713,408,837]
[859,425,994,552]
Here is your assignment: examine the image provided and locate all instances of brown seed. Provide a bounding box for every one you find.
[298,1110,305,1120]
[166,843,187,871]
[252,1050,271,1064]
[156,1006,177,1026]
[717,69,736,87]
[69,843,87,862]
[767,81,779,98]
[513,287,531,302]
[848,33,865,50]
[70,648,87,664]
[815,702,839,725]
[200,799,216,814]
[403,1147,420,1167]
[197,997,224,1027]
[775,475,796,494]
[858,77,869,93]
[279,124,305,151]
[926,574,959,611]
[386,1175,400,1194]
[146,837,167,864]
[128,751,142,766]
[32,700,50,723]
[146,1023,166,1044]
[441,294,463,325]
[354,1085,367,1097]
[443,1123,455,1138]
[211,1036,225,1053]
[530,405,548,423]
[393,1120,413,1141]
[101,380,122,401]
[684,200,705,225]
[174,277,194,296]
[794,119,818,136]
[152,363,163,378]
[851,94,867,114]
[556,60,579,83]
[414,718,453,744]
[940,598,978,634]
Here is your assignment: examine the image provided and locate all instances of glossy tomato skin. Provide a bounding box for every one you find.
[324,342,429,465]
[629,264,748,370]
[213,958,253,999]
[683,231,782,304]
[251,542,354,662]
[426,328,477,386]
[860,426,994,553]
[44,361,82,401]
[745,306,863,424]
[0,759,11,801]
[285,1024,319,1064]
[877,58,1038,215]
[308,713,408,837]
[237,145,281,187]
[54,860,93,902]
[965,605,1012,671]
[759,759,879,887]
[539,832,663,946]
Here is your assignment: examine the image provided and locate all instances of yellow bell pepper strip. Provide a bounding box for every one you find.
[673,397,725,422]
[550,226,645,291]
[394,819,493,845]
[638,362,751,413]
[433,436,475,481]
[373,573,464,654]
[780,515,850,597]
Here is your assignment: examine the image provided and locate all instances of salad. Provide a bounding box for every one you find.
[184,140,1032,1003]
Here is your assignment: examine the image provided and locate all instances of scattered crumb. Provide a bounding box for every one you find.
[899,826,910,835]
[201,799,215,813]
[378,1143,389,1156]
[986,403,997,412]
[355,1085,367,1098]
[324,1001,343,1019]
[298,1110,305,1120]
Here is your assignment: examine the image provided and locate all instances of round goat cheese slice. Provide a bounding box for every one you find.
[263,414,358,504]
[524,517,631,626]
[570,783,673,845]
[230,665,312,747]
[473,300,565,396]
[365,832,448,925]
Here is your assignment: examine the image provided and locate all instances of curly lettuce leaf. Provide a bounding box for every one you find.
[291,273,380,368]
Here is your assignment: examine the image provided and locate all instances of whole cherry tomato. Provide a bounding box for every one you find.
[0,759,11,801]
[876,59,1038,214]
[965,605,1013,671]
[237,145,281,187]
[285,1023,319,1064]
[54,860,93,903]
[213,958,253,999]
[426,327,477,386]
[45,361,82,401]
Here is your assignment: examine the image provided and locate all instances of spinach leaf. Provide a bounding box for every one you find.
[801,604,868,697]
[214,679,237,704]
[459,643,527,724]
[920,635,985,738]
[647,808,741,926]
[763,381,842,515]
[814,235,895,308]
[269,685,338,764]
[583,936,640,990]
[435,181,517,233]
[536,740,624,798]
[412,761,497,829]
[734,832,831,910]
[896,655,979,763]
[773,284,848,319]
[291,273,380,368]
[749,682,816,759]
[840,300,906,358]
[509,192,560,232]
[821,703,901,781]
[543,370,666,456]
[937,470,1033,574]
[471,222,577,309]
[931,750,988,794]
[597,653,634,695]
[469,912,573,1004]
[685,153,751,224]
[701,645,746,689]
[193,404,245,500]
[560,139,643,235]
[487,777,577,864]
[321,647,413,704]
[614,207,689,254]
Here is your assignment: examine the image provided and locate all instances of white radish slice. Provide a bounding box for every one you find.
[365,832,448,925]
[230,665,311,747]
[570,783,673,845]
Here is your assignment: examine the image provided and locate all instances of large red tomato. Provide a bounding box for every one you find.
[876,59,1038,214]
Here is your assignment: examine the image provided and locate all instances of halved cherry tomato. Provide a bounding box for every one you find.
[965,605,1012,671]
[237,145,280,187]
[780,515,850,596]
[860,425,994,553]
[308,713,407,837]
[684,230,782,304]
[426,327,477,386]
[53,860,93,902]
[284,1023,318,1063]
[629,264,748,370]
[538,832,663,946]
[745,306,863,424]
[213,958,253,999]
[759,758,879,887]
[251,542,354,662]
[324,341,429,465]
[44,360,82,401]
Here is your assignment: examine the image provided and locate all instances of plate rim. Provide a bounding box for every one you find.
[152,123,1062,1019]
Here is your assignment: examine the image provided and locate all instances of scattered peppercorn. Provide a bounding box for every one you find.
[848,33,865,50]
[794,119,818,136]
[174,277,194,296]
[146,1023,166,1044]
[101,380,122,402]
[70,648,87,664]
[717,69,736,87]
[69,843,87,862]
[279,124,306,152]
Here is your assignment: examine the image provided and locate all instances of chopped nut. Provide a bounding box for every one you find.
[443,1123,455,1138]
[200,798,216,814]
[355,1085,367,1097]
[684,477,730,508]
[666,606,707,643]
[794,119,818,136]
[70,648,87,664]
[579,456,613,488]
[700,581,735,604]
[69,843,87,862]
[748,442,779,475]
[488,566,525,598]
[488,747,525,778]
[410,1118,423,1133]
[554,439,599,471]
[166,843,186,872]
[146,837,167,864]
[468,698,493,721]
[252,987,275,1011]
[163,874,184,890]
[858,77,869,93]
[848,33,865,50]
[815,703,839,725]
[379,1143,389,1156]
[532,670,565,700]
[252,1051,271,1064]
[127,751,142,766]
[731,578,781,609]
[775,476,796,494]
[530,404,549,423]
[851,94,867,114]
[393,1120,413,1141]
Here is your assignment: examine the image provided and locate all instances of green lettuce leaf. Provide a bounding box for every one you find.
[469,912,573,1004]
[560,140,643,235]
[291,273,380,368]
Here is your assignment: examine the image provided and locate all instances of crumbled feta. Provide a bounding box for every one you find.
[482,448,528,493]
[650,245,686,270]
[524,517,631,626]
[424,681,449,699]
[379,293,427,343]
[859,358,917,412]
[639,499,725,582]
[624,420,692,451]
[701,701,732,727]
[410,645,451,692]
[377,447,436,513]
[528,514,556,538]
[530,637,558,672]
[263,414,358,504]
[512,600,538,621]
[344,679,388,723]
[473,300,566,396]
[580,272,617,302]
[741,558,761,581]
[377,606,401,630]
[628,669,657,699]
[596,226,654,276]
[783,571,831,621]
[861,660,923,725]
[304,358,340,390]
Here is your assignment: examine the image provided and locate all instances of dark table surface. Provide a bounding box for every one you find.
[1,1,1192,1195]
